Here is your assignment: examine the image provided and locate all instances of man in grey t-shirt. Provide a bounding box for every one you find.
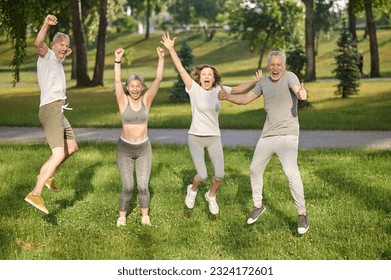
[218,50,309,235]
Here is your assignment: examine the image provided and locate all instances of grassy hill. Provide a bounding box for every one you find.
[0,29,390,130]
[0,29,390,84]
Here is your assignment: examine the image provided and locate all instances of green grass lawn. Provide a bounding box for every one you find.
[0,143,389,260]
[0,28,390,263]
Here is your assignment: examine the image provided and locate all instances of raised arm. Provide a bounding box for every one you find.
[218,86,259,105]
[231,69,263,94]
[114,48,126,108]
[35,14,58,58]
[143,47,165,109]
[161,33,192,90]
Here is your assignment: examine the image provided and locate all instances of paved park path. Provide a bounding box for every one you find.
[1,126,390,149]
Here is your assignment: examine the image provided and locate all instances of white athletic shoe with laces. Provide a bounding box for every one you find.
[185,184,197,209]
[205,191,219,215]
[117,217,126,227]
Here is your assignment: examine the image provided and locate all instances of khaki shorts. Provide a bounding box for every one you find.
[39,100,75,149]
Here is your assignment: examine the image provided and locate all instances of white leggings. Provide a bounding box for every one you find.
[250,135,306,215]
[188,134,224,182]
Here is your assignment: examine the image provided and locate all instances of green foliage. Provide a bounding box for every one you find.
[333,20,360,98]
[227,0,303,68]
[111,15,138,34]
[0,0,40,86]
[0,143,390,260]
[169,40,194,103]
[286,48,309,109]
[286,49,306,81]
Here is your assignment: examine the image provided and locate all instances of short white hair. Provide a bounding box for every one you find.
[52,32,70,44]
[267,50,286,65]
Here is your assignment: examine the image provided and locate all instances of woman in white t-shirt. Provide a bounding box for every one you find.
[161,33,262,215]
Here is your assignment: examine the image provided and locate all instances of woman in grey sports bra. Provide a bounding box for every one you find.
[113,46,165,227]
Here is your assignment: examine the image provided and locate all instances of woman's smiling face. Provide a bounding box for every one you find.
[199,67,215,90]
[127,79,143,99]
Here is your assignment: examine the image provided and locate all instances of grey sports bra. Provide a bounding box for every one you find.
[121,97,148,125]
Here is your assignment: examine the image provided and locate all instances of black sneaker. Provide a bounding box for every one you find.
[298,214,309,234]
[247,205,266,224]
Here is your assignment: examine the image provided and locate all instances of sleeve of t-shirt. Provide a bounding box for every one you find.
[288,71,300,89]
[251,80,263,96]
[39,48,54,62]
[185,79,197,96]
[221,85,232,94]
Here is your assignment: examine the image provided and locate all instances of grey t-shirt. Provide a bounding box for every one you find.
[251,71,300,137]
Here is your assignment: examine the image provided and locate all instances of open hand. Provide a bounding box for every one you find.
[254,69,263,82]
[161,33,177,50]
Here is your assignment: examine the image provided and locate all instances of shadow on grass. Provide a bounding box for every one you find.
[315,164,391,214]
[0,227,14,259]
[43,163,101,225]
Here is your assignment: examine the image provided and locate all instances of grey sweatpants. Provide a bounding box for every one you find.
[250,135,306,215]
[116,137,152,211]
[188,134,224,182]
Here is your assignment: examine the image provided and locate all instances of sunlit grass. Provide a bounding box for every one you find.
[0,143,389,260]
[1,30,390,129]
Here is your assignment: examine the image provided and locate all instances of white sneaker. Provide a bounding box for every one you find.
[205,191,219,215]
[141,215,151,226]
[185,184,197,209]
[117,217,126,227]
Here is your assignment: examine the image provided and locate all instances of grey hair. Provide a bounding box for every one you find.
[52,32,70,44]
[123,74,147,95]
[267,50,286,65]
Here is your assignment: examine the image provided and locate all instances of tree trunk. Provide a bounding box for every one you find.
[348,1,357,42]
[70,0,91,87]
[364,0,380,77]
[145,0,150,39]
[91,0,108,86]
[257,31,270,70]
[304,0,316,81]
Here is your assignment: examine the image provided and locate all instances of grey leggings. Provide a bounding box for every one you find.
[188,134,224,182]
[116,137,152,211]
[250,135,306,215]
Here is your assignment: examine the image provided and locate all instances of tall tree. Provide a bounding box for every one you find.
[145,0,151,39]
[128,0,164,39]
[169,40,193,102]
[348,0,358,41]
[227,0,303,69]
[364,0,380,77]
[70,0,91,87]
[167,0,225,41]
[333,19,360,98]
[350,0,387,77]
[191,0,225,41]
[314,0,337,54]
[91,0,108,86]
[303,0,316,81]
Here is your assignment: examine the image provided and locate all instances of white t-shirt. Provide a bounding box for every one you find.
[37,49,67,107]
[186,80,232,136]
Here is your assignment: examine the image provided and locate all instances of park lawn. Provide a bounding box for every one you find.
[0,79,390,130]
[1,30,391,130]
[0,142,389,260]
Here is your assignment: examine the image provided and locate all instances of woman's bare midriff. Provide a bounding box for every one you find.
[121,124,148,142]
